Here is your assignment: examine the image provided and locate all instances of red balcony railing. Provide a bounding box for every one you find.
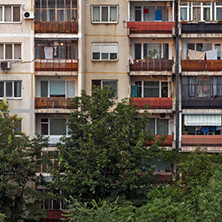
[35,97,75,109]
[130,59,173,71]
[127,22,175,34]
[146,135,173,147]
[182,135,222,146]
[132,97,172,109]
[41,210,66,222]
[35,60,78,72]
[182,60,222,71]
[35,21,78,33]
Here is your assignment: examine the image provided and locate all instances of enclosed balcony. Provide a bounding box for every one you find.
[146,135,173,146]
[35,97,75,109]
[130,59,173,72]
[35,39,78,72]
[128,1,174,34]
[182,76,222,109]
[35,0,78,34]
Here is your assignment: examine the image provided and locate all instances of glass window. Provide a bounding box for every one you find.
[145,118,155,135]
[15,119,22,133]
[197,77,210,97]
[41,81,48,97]
[6,44,12,59]
[50,119,66,135]
[5,6,11,22]
[144,81,159,97]
[50,81,65,97]
[93,6,100,22]
[14,81,21,97]
[6,82,12,97]
[135,6,141,21]
[0,44,3,59]
[144,44,161,59]
[41,119,48,135]
[13,6,20,22]
[157,119,168,135]
[110,6,117,22]
[180,8,187,21]
[14,44,21,60]
[135,44,141,60]
[0,7,3,21]
[102,80,118,98]
[67,81,75,97]
[161,82,168,97]
[203,7,210,20]
[0,82,4,97]
[102,7,108,22]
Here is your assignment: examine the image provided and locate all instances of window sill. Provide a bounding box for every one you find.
[2,98,23,100]
[91,21,118,24]
[0,22,22,24]
[91,59,118,62]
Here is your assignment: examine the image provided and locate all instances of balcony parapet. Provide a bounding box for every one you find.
[132,97,172,109]
[35,59,78,72]
[182,135,222,146]
[35,21,78,34]
[146,135,173,147]
[182,60,222,72]
[130,59,173,72]
[127,21,175,34]
[35,97,75,109]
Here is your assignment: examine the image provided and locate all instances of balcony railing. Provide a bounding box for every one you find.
[182,97,222,109]
[130,59,173,71]
[146,135,173,147]
[181,22,222,34]
[127,22,175,34]
[35,97,75,109]
[35,21,78,33]
[35,59,78,72]
[132,97,172,109]
[182,60,222,71]
[182,135,222,146]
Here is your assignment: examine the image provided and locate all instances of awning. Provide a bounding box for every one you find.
[184,114,221,126]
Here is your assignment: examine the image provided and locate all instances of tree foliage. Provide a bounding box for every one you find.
[53,87,176,204]
[0,100,48,222]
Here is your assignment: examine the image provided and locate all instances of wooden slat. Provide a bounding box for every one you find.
[182,135,222,146]
[182,60,222,71]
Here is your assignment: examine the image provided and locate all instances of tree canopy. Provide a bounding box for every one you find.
[52,87,176,204]
[0,100,48,222]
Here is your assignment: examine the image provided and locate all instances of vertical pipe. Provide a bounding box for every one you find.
[175,0,180,152]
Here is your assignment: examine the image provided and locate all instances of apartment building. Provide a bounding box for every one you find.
[1,0,222,221]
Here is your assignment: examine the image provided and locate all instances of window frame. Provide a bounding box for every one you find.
[91,5,118,23]
[92,43,118,61]
[40,80,75,98]
[132,80,169,98]
[0,5,21,23]
[146,118,169,135]
[0,43,22,60]
[40,118,69,136]
[35,0,77,22]
[215,2,222,21]
[0,81,22,99]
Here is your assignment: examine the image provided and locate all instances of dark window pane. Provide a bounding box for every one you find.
[135,7,141,21]
[0,82,4,97]
[163,44,169,59]
[35,0,40,8]
[48,0,55,8]
[6,82,12,97]
[102,53,108,60]
[57,0,64,8]
[42,0,47,8]
[41,123,48,135]
[6,44,12,59]
[93,52,100,60]
[14,81,21,97]
[102,7,108,21]
[41,81,48,97]
[15,119,22,133]
[13,6,20,22]
[135,44,141,59]
[110,53,117,60]
[161,82,168,97]
[144,81,159,97]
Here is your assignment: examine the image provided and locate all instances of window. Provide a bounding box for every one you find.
[35,0,77,22]
[41,118,68,136]
[145,158,171,173]
[179,3,213,21]
[92,80,118,98]
[0,5,20,22]
[40,81,75,97]
[15,119,22,133]
[92,43,118,61]
[145,118,169,135]
[134,6,168,22]
[182,77,222,97]
[0,81,22,98]
[35,40,77,60]
[134,43,169,59]
[0,43,21,60]
[215,2,222,20]
[131,80,168,98]
[92,5,118,23]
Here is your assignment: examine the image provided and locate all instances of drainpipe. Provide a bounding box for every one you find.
[175,0,180,152]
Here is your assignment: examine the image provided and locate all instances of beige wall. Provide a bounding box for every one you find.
[0,0,34,137]
[83,0,130,101]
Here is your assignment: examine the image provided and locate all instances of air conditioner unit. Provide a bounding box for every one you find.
[23,11,34,19]
[1,61,11,70]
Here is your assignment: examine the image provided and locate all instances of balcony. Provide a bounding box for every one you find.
[132,97,172,109]
[182,97,222,109]
[146,135,173,147]
[35,60,78,72]
[182,135,222,146]
[41,210,65,222]
[130,59,173,72]
[127,22,175,34]
[181,22,222,34]
[35,21,78,34]
[182,60,222,72]
[35,97,75,109]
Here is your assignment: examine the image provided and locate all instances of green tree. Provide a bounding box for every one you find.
[53,87,174,204]
[0,100,48,222]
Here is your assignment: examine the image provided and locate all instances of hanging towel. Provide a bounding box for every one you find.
[155,10,162,21]
[131,85,138,97]
[206,49,217,60]
[188,49,205,60]
[44,47,53,59]
[201,127,209,133]
[130,55,134,64]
